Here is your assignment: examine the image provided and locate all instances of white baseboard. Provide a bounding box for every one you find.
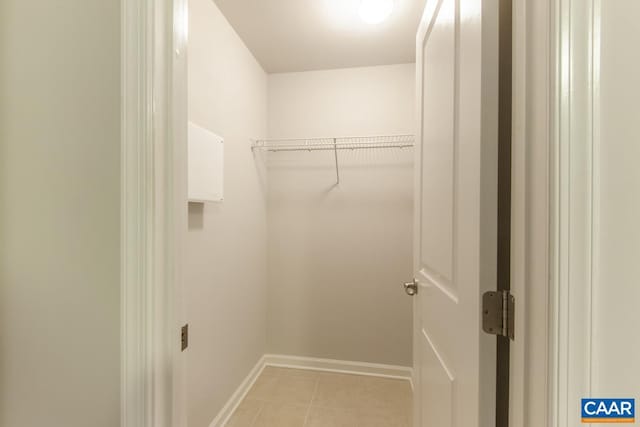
[208,354,413,427]
[209,356,265,427]
[263,354,412,381]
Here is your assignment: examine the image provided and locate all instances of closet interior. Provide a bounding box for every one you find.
[186,0,422,425]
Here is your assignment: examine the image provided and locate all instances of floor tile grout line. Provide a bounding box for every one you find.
[235,367,410,427]
[301,378,320,427]
[247,371,272,427]
[248,402,264,427]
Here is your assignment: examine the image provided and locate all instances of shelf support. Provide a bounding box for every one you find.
[333,138,340,185]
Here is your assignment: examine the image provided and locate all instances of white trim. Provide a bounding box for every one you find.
[121,0,157,425]
[551,0,599,425]
[121,0,187,425]
[510,0,554,426]
[170,0,189,425]
[209,357,267,427]
[509,1,528,425]
[263,354,413,381]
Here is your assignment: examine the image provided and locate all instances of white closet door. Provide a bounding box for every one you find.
[412,0,499,425]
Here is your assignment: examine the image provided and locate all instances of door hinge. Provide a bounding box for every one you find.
[482,290,515,340]
[181,324,189,351]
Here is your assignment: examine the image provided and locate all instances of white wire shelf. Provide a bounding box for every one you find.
[251,134,414,185]
[251,134,415,152]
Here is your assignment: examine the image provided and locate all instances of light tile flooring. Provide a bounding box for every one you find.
[226,367,412,427]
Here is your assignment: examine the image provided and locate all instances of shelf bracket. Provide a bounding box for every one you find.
[333,138,340,185]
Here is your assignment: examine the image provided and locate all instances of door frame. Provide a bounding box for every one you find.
[120,0,188,426]
[119,0,562,425]
[547,0,603,425]
[509,0,556,426]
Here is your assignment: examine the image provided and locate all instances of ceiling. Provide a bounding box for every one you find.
[214,0,426,73]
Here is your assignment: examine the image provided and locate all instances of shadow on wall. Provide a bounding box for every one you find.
[188,202,206,230]
[252,144,269,196]
[0,107,7,411]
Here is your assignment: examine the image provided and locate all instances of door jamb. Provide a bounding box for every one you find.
[496,0,514,425]
[547,0,601,425]
[509,0,555,426]
[121,0,188,425]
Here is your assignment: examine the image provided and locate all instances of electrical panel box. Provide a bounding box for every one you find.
[188,122,224,202]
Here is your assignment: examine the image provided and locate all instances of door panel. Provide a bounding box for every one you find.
[420,329,454,426]
[420,0,455,286]
[413,0,499,425]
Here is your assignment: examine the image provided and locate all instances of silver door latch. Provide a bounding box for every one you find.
[403,279,418,296]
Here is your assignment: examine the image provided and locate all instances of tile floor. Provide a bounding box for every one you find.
[226,366,412,427]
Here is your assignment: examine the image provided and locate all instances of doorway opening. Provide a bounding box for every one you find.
[179,0,512,425]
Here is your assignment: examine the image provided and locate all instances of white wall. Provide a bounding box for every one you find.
[267,64,415,366]
[187,0,268,425]
[592,0,640,396]
[0,0,121,425]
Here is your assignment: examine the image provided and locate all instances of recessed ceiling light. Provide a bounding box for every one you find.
[359,0,394,24]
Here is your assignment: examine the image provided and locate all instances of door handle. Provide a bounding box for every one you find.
[403,279,418,296]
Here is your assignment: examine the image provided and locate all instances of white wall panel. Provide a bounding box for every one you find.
[266,64,415,366]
